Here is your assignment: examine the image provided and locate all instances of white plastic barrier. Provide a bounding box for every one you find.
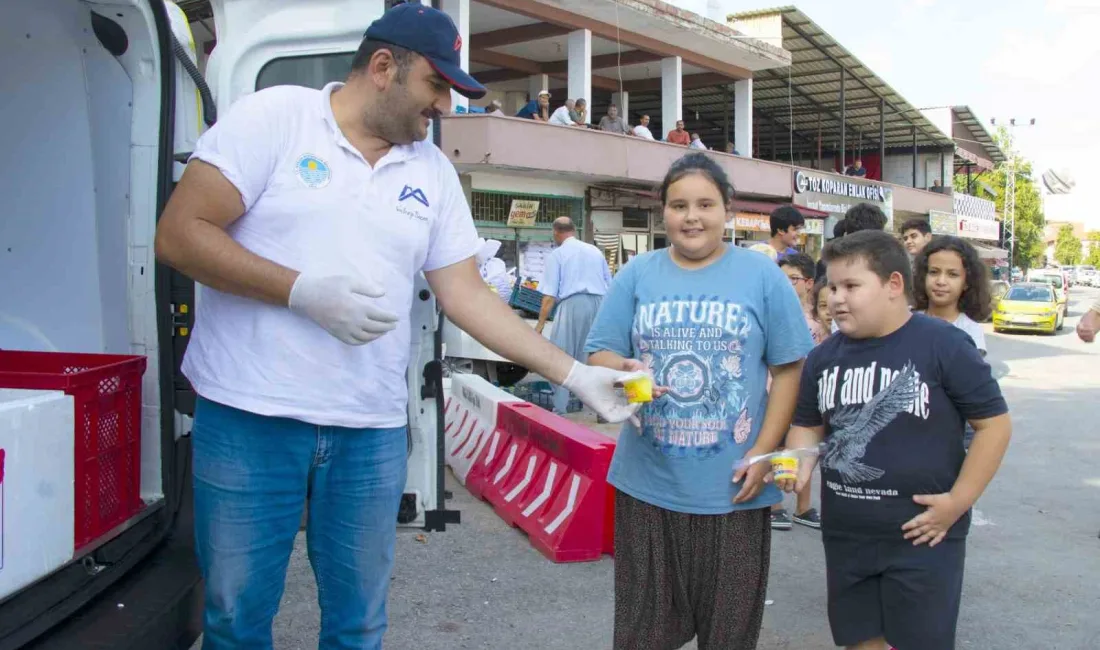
[0,389,75,600]
[443,374,522,484]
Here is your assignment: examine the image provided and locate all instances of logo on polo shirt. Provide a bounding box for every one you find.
[399,185,430,207]
[296,154,330,189]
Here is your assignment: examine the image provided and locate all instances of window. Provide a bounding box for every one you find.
[256,53,354,91]
[469,191,584,231]
[622,206,650,230]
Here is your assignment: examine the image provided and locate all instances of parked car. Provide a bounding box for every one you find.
[1027,269,1069,317]
[993,283,1063,335]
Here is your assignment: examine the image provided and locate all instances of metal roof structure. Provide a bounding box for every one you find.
[951,105,1005,164]
[622,6,954,159]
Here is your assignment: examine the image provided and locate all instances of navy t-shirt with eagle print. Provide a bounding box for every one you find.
[793,313,1007,540]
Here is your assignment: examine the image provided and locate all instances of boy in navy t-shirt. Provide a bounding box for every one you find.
[780,230,1012,650]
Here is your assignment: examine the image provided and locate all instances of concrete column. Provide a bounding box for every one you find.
[567,29,592,123]
[661,56,682,138]
[734,78,752,158]
[441,0,469,113]
[528,74,549,101]
[612,91,629,122]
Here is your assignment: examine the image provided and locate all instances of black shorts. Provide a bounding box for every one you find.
[823,535,966,650]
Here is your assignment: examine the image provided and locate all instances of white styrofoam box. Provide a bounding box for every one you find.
[0,389,75,600]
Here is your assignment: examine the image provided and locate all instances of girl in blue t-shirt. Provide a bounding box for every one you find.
[585,153,814,650]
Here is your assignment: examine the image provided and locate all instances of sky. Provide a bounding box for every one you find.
[749,0,1099,229]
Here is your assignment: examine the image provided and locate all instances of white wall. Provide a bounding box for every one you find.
[883,152,952,190]
[469,172,587,197]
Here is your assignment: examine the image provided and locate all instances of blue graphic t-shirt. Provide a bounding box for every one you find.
[585,246,815,514]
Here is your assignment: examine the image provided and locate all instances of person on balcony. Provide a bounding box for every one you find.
[666,119,690,145]
[844,157,868,177]
[570,97,588,125]
[689,133,707,150]
[599,104,631,135]
[516,89,551,121]
[485,99,504,116]
[633,114,655,140]
[550,99,586,127]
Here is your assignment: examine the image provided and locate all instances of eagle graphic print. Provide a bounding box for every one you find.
[633,294,755,458]
[820,363,921,483]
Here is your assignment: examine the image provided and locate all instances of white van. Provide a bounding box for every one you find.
[0,2,449,646]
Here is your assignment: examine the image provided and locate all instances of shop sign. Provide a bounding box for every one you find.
[929,210,957,236]
[804,218,824,236]
[733,213,771,232]
[794,170,892,203]
[957,215,1000,241]
[792,170,894,230]
[505,199,540,227]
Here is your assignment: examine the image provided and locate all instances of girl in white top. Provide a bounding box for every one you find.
[913,236,990,356]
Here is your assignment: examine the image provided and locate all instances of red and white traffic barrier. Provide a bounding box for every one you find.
[443,374,520,485]
[471,402,615,563]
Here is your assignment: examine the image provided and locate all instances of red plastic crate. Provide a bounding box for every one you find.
[0,351,146,550]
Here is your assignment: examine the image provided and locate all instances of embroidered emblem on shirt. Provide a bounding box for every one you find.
[399,185,430,207]
[296,154,330,189]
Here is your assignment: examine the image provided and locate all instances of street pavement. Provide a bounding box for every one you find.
[196,288,1100,650]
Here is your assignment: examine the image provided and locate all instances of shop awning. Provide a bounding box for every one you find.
[971,241,1008,260]
[732,200,829,218]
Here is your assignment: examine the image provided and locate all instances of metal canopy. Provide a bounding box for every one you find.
[624,6,954,160]
[947,104,1007,167]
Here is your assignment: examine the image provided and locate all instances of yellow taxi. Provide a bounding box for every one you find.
[992,283,1063,334]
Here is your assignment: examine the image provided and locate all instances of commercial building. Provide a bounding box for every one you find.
[179,0,991,281]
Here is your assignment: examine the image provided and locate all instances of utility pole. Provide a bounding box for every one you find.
[990,117,1036,270]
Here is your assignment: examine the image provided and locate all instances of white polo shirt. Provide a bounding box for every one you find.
[181,82,479,428]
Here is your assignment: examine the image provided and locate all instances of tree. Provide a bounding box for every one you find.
[1054,224,1082,266]
[1087,232,1100,267]
[954,127,1045,271]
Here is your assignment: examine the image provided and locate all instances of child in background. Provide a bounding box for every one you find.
[912,235,991,357]
[773,253,826,530]
[781,230,1011,650]
[812,278,833,336]
[585,153,813,650]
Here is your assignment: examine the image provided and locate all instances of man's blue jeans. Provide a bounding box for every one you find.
[192,397,408,650]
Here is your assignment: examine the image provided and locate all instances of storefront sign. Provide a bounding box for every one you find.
[957,215,1000,241]
[733,213,771,232]
[794,170,891,203]
[929,210,957,236]
[792,170,894,229]
[505,199,540,227]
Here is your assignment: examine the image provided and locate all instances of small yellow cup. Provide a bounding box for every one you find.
[622,374,653,403]
[770,455,799,482]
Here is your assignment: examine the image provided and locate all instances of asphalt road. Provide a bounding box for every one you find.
[196,288,1100,650]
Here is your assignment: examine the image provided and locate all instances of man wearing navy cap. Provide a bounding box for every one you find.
[155,4,641,649]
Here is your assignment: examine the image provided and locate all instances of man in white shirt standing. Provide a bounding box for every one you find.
[535,217,613,414]
[154,5,638,649]
[633,114,655,140]
[549,99,585,127]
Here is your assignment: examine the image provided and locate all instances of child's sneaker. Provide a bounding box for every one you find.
[794,508,822,529]
[770,509,793,530]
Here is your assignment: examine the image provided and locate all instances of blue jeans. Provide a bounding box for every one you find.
[192,397,408,650]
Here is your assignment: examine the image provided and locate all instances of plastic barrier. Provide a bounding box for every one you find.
[443,374,521,484]
[469,401,615,563]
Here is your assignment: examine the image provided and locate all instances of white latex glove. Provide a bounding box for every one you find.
[288,273,399,345]
[561,361,643,424]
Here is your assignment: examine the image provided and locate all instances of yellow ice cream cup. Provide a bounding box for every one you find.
[622,373,653,403]
[770,455,799,481]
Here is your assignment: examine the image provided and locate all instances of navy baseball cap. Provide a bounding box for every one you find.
[365,3,487,99]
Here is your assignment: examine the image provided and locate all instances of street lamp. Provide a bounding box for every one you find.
[990,117,1037,270]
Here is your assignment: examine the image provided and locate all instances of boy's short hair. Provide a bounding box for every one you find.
[832,218,849,238]
[822,230,912,298]
[770,206,806,237]
[779,252,815,280]
[901,218,932,236]
[844,203,888,233]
